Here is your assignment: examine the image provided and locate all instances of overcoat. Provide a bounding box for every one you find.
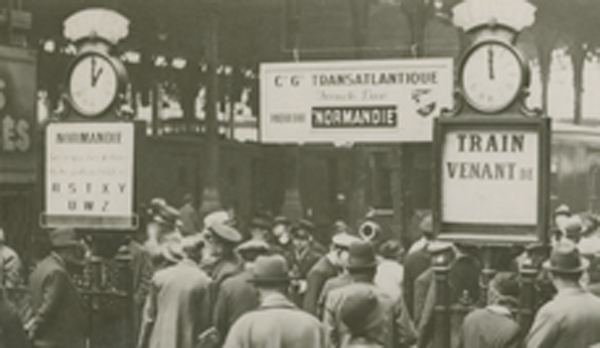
[213,270,260,339]
[139,259,212,348]
[223,292,329,348]
[28,253,87,348]
[324,282,417,348]
[525,287,600,348]
[304,255,339,316]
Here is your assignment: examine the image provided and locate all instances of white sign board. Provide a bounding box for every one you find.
[441,129,539,225]
[44,123,135,229]
[260,59,453,143]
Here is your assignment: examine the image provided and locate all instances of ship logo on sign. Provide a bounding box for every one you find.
[311,106,397,128]
[412,89,436,117]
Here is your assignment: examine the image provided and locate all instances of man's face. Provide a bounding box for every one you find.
[330,246,349,267]
[273,224,290,245]
[292,236,310,251]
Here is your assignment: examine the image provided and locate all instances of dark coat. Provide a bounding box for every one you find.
[324,282,417,348]
[317,273,352,320]
[303,255,339,316]
[458,307,521,348]
[0,297,29,348]
[402,249,431,319]
[213,270,260,340]
[292,246,323,280]
[28,253,87,348]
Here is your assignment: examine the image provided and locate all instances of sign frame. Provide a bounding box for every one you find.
[432,116,550,245]
[41,121,139,230]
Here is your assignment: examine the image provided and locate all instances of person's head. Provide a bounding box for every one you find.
[378,240,403,261]
[544,240,589,288]
[329,233,361,267]
[149,198,182,234]
[340,288,378,337]
[181,234,204,263]
[291,225,312,252]
[49,228,85,266]
[419,213,434,240]
[250,217,272,242]
[553,204,571,230]
[562,216,583,244]
[249,254,292,296]
[236,239,270,267]
[203,223,242,258]
[487,272,520,307]
[272,216,291,246]
[346,240,378,282]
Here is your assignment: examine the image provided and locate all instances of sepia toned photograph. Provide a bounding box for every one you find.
[0,0,598,347]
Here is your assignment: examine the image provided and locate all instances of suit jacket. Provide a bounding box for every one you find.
[292,246,323,280]
[324,282,417,348]
[458,306,521,348]
[304,256,339,316]
[28,253,86,348]
[525,286,600,348]
[224,292,329,348]
[213,270,260,340]
[139,259,212,348]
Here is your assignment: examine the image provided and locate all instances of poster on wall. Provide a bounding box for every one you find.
[43,122,136,229]
[260,59,453,144]
[434,117,550,243]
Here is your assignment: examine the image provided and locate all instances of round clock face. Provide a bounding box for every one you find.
[68,53,120,116]
[461,41,524,114]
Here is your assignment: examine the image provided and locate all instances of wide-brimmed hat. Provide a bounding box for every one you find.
[273,216,290,226]
[151,199,181,227]
[207,223,242,244]
[332,233,361,249]
[346,241,377,270]
[49,228,80,248]
[203,210,231,229]
[236,239,270,254]
[248,254,292,284]
[543,241,590,274]
[290,225,311,240]
[298,219,315,232]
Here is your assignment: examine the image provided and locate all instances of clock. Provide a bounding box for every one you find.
[460,40,526,114]
[67,52,124,117]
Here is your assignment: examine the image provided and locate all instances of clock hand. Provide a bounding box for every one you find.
[488,46,495,80]
[92,67,104,87]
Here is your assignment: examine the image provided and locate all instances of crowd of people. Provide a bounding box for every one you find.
[1,196,600,347]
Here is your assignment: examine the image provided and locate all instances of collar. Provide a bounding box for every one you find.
[50,252,66,268]
[260,292,297,310]
[486,305,513,317]
[556,285,586,297]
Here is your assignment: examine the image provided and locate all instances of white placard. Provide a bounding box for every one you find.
[45,123,134,228]
[260,59,453,143]
[441,129,539,225]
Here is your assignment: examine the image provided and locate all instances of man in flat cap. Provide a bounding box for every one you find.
[203,222,242,285]
[223,255,329,348]
[213,239,270,341]
[26,228,87,348]
[303,233,360,316]
[324,240,416,348]
[526,241,600,348]
[138,235,211,348]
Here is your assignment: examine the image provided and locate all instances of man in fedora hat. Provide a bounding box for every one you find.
[525,241,600,348]
[223,255,329,348]
[304,233,360,316]
[26,228,87,348]
[324,240,417,348]
[138,235,211,348]
[213,239,270,341]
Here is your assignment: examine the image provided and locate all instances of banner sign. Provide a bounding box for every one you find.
[44,122,135,229]
[434,118,550,243]
[0,46,36,183]
[260,59,453,143]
